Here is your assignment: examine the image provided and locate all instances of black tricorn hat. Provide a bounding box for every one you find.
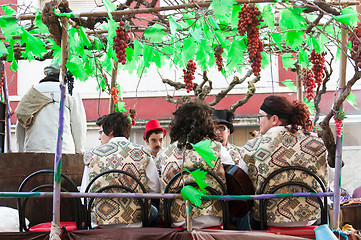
[212,109,234,134]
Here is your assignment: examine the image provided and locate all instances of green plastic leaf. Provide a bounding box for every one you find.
[66,57,86,81]
[346,91,359,110]
[78,26,92,48]
[144,24,167,42]
[332,7,359,27]
[270,33,283,50]
[190,140,216,168]
[169,15,182,37]
[0,16,18,40]
[215,30,228,48]
[181,185,204,207]
[310,36,321,53]
[261,4,275,30]
[0,41,9,57]
[285,30,304,50]
[35,12,49,33]
[133,39,143,60]
[182,38,198,63]
[261,51,270,69]
[279,7,306,31]
[298,49,309,68]
[227,36,246,71]
[282,79,297,92]
[210,0,234,17]
[189,28,205,43]
[20,28,47,58]
[55,12,75,18]
[2,5,16,15]
[231,4,241,29]
[103,0,116,20]
[196,41,209,71]
[206,16,220,30]
[185,168,209,194]
[281,53,297,71]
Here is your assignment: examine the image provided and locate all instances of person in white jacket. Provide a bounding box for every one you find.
[15,64,86,154]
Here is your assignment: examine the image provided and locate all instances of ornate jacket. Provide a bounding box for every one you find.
[226,143,243,166]
[240,127,327,225]
[83,138,151,225]
[158,140,226,224]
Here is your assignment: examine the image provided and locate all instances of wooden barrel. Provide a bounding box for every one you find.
[0,152,84,227]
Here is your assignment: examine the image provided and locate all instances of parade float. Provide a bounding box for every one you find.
[0,0,361,239]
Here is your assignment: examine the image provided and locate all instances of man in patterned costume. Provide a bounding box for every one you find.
[240,95,328,229]
[158,101,227,229]
[83,112,160,227]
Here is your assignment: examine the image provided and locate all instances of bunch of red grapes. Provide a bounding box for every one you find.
[110,87,119,105]
[349,26,361,68]
[333,113,343,138]
[214,46,223,71]
[301,68,316,102]
[114,21,130,65]
[183,60,196,93]
[237,3,263,76]
[309,50,325,87]
[129,109,136,126]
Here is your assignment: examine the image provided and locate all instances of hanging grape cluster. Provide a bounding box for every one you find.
[214,45,223,72]
[309,50,325,87]
[237,3,263,76]
[301,68,316,102]
[333,113,343,138]
[349,26,361,68]
[114,21,130,65]
[110,87,119,105]
[183,60,196,93]
[129,109,136,126]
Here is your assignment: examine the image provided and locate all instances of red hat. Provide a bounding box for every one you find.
[143,120,167,140]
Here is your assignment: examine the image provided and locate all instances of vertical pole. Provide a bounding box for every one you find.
[296,64,303,102]
[185,199,192,232]
[50,17,68,240]
[0,61,12,152]
[332,27,348,229]
[109,60,118,113]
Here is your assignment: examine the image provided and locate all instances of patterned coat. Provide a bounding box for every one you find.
[240,127,327,225]
[226,143,242,166]
[83,138,151,225]
[158,141,226,224]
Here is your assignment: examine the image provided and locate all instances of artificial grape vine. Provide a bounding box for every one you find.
[129,108,136,126]
[349,26,361,68]
[110,87,119,105]
[309,50,325,87]
[214,45,223,72]
[114,21,130,65]
[183,60,196,93]
[301,68,316,102]
[237,3,263,76]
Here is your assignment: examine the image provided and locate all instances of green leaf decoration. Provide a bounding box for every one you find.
[270,33,283,50]
[332,7,359,27]
[78,26,92,48]
[311,36,321,53]
[35,12,49,33]
[215,30,228,48]
[181,185,204,207]
[231,4,241,29]
[133,39,143,60]
[185,168,209,194]
[190,140,216,168]
[335,109,347,121]
[66,57,86,81]
[144,24,167,42]
[346,91,359,110]
[189,28,205,43]
[0,41,9,57]
[261,51,270,69]
[206,16,220,31]
[0,15,18,40]
[2,5,16,15]
[196,41,209,71]
[169,15,182,37]
[281,53,297,71]
[227,36,245,72]
[103,0,116,20]
[318,33,328,52]
[282,79,297,92]
[261,4,275,30]
[298,49,309,68]
[210,0,234,17]
[285,30,304,50]
[20,28,47,58]
[279,7,306,31]
[55,12,75,18]
[182,38,198,63]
